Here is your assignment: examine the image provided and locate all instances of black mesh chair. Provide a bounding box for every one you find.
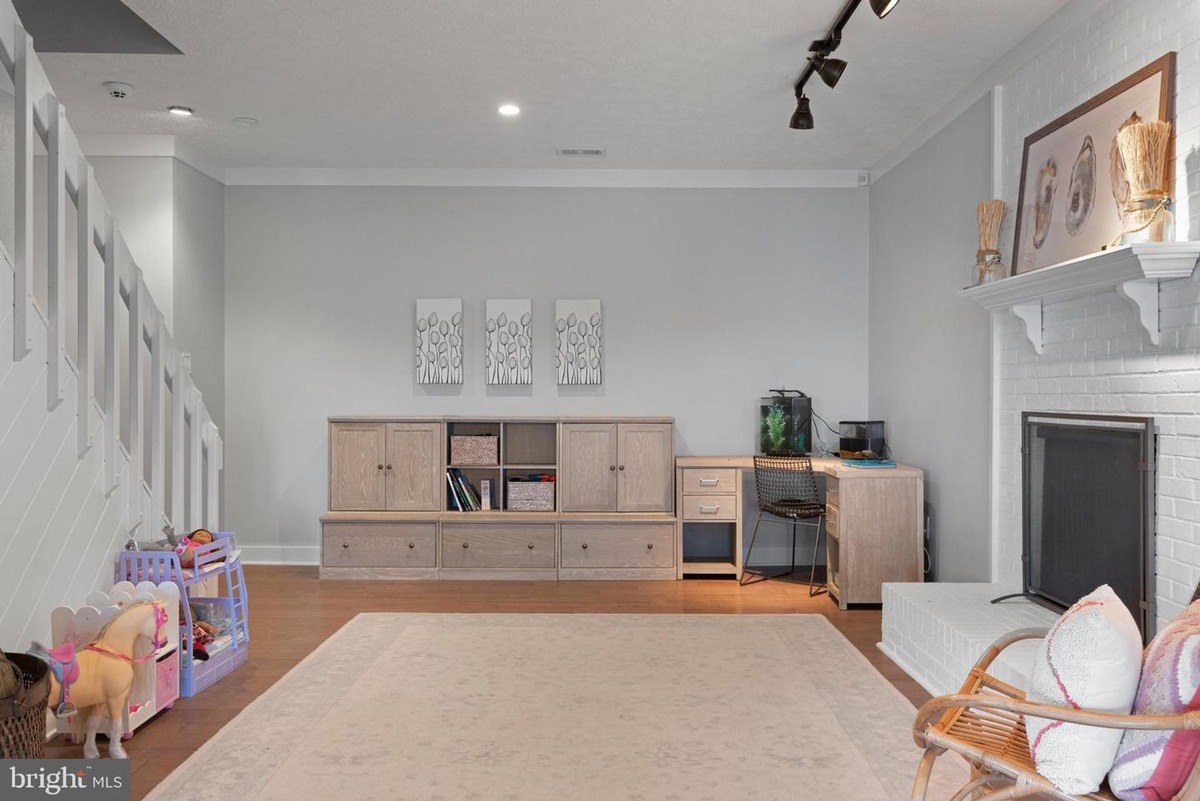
[740,454,827,593]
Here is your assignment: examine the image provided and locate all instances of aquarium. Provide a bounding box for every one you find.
[839,421,887,459]
[758,391,812,455]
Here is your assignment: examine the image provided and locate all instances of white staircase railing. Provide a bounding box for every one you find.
[0,1,222,537]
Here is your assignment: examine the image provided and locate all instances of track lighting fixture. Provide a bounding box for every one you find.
[786,0,898,130]
[789,96,813,130]
[812,55,847,88]
[870,0,900,18]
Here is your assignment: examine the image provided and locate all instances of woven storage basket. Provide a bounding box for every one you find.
[507,480,555,511]
[450,435,499,466]
[0,652,50,759]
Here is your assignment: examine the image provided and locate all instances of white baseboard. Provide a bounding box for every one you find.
[239,545,320,565]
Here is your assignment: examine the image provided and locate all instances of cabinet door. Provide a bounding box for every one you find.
[560,423,618,511]
[329,423,386,510]
[386,422,443,511]
[617,423,674,512]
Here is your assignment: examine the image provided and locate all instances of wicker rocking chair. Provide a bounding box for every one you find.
[910,627,1200,801]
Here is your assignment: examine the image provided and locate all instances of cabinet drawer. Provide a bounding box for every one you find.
[560,523,674,569]
[826,504,839,541]
[323,522,437,568]
[682,494,737,521]
[681,468,739,494]
[440,523,556,569]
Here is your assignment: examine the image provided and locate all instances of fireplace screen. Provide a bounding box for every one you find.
[1022,413,1154,637]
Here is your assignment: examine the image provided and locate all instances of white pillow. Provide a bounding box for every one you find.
[1026,585,1143,795]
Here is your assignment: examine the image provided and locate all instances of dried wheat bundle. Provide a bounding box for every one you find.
[1118,119,1171,201]
[1109,120,1172,247]
[977,199,1006,252]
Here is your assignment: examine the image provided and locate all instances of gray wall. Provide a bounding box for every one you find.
[224,186,871,562]
[172,160,226,429]
[868,95,993,581]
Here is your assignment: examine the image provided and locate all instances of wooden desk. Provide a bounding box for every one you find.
[675,456,924,608]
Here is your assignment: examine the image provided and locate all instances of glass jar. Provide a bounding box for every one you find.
[974,250,1007,285]
[1120,196,1175,245]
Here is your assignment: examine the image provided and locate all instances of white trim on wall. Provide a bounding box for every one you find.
[223,167,868,189]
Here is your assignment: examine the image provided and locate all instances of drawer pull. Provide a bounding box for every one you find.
[528,543,534,550]
[699,477,720,486]
[609,465,616,471]
[647,543,654,550]
[377,464,384,470]
[387,464,393,470]
[408,542,415,549]
[342,542,349,548]
[462,542,469,549]
[582,543,588,549]
[619,465,625,471]
[700,505,720,514]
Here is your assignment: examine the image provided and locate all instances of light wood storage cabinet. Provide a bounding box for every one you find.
[329,421,442,511]
[321,417,676,580]
[560,422,674,512]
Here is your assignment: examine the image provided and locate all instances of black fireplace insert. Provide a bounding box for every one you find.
[1012,412,1155,638]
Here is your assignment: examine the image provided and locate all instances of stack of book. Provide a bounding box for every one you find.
[446,468,489,511]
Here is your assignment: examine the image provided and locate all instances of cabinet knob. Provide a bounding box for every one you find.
[609,465,616,471]
[619,465,625,471]
[462,542,469,549]
[408,542,415,549]
[647,543,653,550]
[342,543,349,549]
[387,464,393,470]
[582,543,588,550]
[377,464,384,470]
[527,543,534,550]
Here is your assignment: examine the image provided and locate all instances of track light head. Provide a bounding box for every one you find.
[869,0,899,18]
[813,56,847,88]
[789,96,814,130]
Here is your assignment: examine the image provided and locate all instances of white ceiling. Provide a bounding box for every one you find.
[35,0,1070,171]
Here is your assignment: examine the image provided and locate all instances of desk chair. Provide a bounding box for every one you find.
[740,454,826,594]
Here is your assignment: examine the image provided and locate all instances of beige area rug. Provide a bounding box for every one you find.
[147,614,965,801]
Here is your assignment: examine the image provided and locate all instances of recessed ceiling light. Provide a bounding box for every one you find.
[233,116,259,126]
[167,105,194,117]
[498,104,520,117]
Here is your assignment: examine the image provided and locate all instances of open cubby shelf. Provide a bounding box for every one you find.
[445,420,559,513]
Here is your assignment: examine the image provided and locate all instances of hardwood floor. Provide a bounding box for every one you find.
[46,565,927,800]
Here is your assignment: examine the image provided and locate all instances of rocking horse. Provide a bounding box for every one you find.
[29,601,167,759]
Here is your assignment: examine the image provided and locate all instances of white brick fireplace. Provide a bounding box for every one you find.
[881,244,1200,697]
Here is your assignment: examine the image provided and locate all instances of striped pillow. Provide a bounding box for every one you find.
[1110,602,1200,801]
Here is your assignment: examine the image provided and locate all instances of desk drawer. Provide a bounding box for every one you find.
[560,523,674,568]
[681,468,739,494]
[323,522,437,568]
[440,523,556,568]
[826,504,839,541]
[682,494,737,521]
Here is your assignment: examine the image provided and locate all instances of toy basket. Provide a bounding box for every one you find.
[0,652,50,759]
[450,435,499,466]
[507,480,555,511]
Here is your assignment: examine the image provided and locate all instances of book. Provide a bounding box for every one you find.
[446,472,463,511]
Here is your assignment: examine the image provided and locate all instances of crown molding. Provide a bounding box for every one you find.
[868,0,1100,182]
[77,134,227,184]
[222,167,868,189]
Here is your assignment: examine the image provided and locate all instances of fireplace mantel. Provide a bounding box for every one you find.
[959,243,1200,354]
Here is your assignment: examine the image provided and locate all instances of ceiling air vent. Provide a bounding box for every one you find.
[556,148,606,157]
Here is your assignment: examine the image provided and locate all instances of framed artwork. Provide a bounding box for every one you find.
[415,298,463,384]
[485,299,532,385]
[555,300,602,385]
[1013,53,1175,274]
